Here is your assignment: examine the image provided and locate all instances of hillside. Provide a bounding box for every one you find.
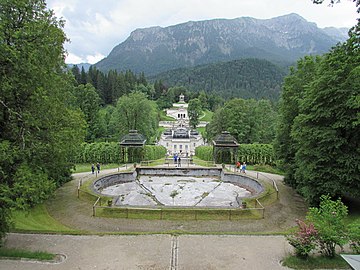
[151,58,287,101]
[95,13,347,76]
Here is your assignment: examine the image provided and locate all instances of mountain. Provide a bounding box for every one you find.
[95,13,347,76]
[322,27,349,41]
[151,58,287,101]
[67,63,91,72]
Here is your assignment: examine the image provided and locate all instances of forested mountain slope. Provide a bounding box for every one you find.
[151,58,287,101]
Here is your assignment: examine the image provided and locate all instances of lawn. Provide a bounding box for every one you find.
[0,248,55,261]
[159,110,176,121]
[199,110,213,122]
[11,204,75,233]
[282,254,350,269]
[72,163,120,173]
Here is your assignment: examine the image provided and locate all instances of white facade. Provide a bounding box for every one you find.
[158,95,205,156]
[166,104,188,120]
[158,129,204,156]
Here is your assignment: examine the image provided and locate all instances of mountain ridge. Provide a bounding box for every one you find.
[94,13,349,75]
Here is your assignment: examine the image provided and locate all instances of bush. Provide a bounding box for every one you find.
[73,143,166,164]
[306,195,348,258]
[286,219,318,258]
[143,145,167,160]
[348,220,360,254]
[195,144,274,165]
[195,146,213,161]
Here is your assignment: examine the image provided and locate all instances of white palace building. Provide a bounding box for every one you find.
[158,94,205,156]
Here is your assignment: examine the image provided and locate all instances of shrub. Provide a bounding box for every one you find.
[286,219,318,258]
[348,220,360,254]
[306,195,348,258]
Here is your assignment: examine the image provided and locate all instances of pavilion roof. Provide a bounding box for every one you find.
[120,130,146,147]
[212,131,239,147]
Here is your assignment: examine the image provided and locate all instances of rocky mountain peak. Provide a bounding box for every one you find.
[95,13,348,75]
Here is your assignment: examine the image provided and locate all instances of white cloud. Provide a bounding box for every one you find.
[86,53,105,64]
[65,52,84,64]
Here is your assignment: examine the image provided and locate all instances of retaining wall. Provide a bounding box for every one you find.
[137,167,221,177]
[93,171,136,192]
[222,173,264,194]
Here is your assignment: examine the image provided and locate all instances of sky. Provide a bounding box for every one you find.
[45,0,359,64]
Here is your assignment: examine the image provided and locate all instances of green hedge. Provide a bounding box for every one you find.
[237,144,274,165]
[74,142,166,163]
[143,145,167,160]
[195,146,213,161]
[195,144,274,164]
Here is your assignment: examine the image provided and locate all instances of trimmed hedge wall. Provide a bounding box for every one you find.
[195,144,274,165]
[143,145,167,161]
[74,142,166,163]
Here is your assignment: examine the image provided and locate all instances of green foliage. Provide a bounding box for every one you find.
[206,98,277,144]
[151,58,286,102]
[0,248,55,261]
[274,56,320,188]
[348,220,360,254]
[199,110,213,122]
[112,91,159,141]
[74,143,166,163]
[71,83,101,141]
[286,219,318,258]
[282,254,349,269]
[238,144,274,165]
[306,195,348,258]
[195,146,213,161]
[275,21,360,204]
[195,144,274,164]
[143,145,167,160]
[188,98,202,128]
[75,142,120,164]
[11,204,73,232]
[0,0,86,240]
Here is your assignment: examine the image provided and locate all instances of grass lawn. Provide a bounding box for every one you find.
[247,164,285,175]
[159,110,176,121]
[199,110,213,122]
[72,163,120,173]
[0,248,55,261]
[11,204,75,233]
[282,254,350,269]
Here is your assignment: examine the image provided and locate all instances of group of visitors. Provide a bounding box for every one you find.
[235,161,246,174]
[91,162,101,174]
[173,153,182,167]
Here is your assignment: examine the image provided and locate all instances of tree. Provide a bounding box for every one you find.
[274,56,320,187]
[0,0,86,240]
[188,98,202,129]
[207,98,277,144]
[72,84,101,141]
[112,91,158,140]
[292,25,360,204]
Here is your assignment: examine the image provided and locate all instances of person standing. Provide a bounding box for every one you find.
[91,164,95,174]
[174,154,178,166]
[242,162,246,174]
[96,162,100,173]
[178,156,181,167]
[236,161,241,172]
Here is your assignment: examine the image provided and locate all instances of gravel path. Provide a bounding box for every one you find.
[0,233,292,270]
